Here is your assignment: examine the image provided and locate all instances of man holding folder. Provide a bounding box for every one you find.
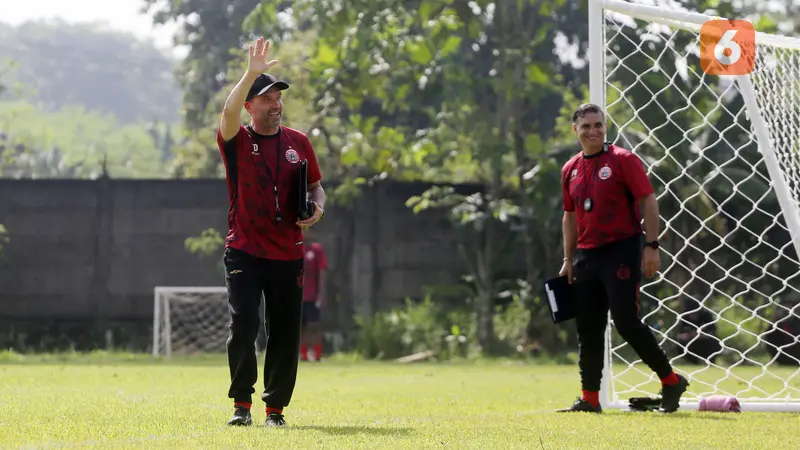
[555,103,687,414]
[216,36,326,427]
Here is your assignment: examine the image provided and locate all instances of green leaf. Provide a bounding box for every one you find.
[394,83,410,102]
[316,41,338,66]
[343,92,364,111]
[184,228,224,259]
[409,41,434,65]
[753,15,778,33]
[439,36,462,58]
[419,2,433,22]
[406,195,422,208]
[340,145,362,167]
[242,2,277,33]
[524,134,544,157]
[362,117,378,135]
[526,63,549,84]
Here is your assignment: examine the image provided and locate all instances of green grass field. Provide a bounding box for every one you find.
[2,352,799,449]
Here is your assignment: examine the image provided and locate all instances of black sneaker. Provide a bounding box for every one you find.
[227,405,252,426]
[556,398,602,413]
[265,412,286,427]
[659,374,689,413]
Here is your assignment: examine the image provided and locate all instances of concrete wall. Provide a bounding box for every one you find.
[0,179,483,332]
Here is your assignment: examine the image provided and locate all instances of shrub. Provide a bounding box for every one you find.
[353,296,478,360]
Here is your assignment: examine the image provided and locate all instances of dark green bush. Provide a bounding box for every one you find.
[353,289,555,360]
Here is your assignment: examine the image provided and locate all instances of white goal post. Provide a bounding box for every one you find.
[152,286,232,358]
[590,0,800,412]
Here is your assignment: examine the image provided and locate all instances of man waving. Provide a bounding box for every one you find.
[217,37,326,427]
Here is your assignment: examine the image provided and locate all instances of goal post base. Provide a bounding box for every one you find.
[604,400,800,413]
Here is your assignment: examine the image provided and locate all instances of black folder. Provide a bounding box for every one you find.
[543,275,576,324]
[298,159,315,220]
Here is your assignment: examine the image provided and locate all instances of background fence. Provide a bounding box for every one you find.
[0,178,510,351]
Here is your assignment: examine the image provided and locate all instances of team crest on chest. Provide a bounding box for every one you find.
[598,165,612,180]
[285,148,299,163]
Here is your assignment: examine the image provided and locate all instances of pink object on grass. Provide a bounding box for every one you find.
[698,395,741,412]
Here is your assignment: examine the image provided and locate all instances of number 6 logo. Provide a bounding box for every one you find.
[700,19,756,75]
[715,29,741,65]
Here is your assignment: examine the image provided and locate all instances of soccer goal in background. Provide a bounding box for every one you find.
[589,0,800,412]
[152,286,231,358]
[152,287,345,359]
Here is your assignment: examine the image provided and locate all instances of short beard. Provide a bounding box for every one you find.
[255,113,281,132]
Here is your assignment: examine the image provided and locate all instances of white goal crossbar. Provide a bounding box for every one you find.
[590,0,800,412]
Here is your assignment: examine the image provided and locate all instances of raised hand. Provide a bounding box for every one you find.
[248,37,278,74]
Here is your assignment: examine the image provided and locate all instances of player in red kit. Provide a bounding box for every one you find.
[300,231,328,362]
[557,103,688,414]
[217,37,326,427]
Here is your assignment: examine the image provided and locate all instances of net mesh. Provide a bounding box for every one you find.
[153,289,232,356]
[753,46,800,206]
[601,1,800,406]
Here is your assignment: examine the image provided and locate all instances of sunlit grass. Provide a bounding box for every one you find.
[1,352,798,449]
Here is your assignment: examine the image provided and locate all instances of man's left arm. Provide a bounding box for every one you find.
[309,181,326,211]
[297,135,326,227]
[623,153,658,240]
[641,193,659,244]
[623,153,660,278]
[306,136,326,211]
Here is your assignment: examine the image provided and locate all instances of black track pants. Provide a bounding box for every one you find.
[572,235,673,391]
[224,247,304,408]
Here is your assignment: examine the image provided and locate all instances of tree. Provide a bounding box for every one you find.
[0,20,180,124]
[239,0,592,354]
[141,0,264,131]
[142,0,289,178]
[0,101,167,178]
[170,0,779,356]
[185,228,224,259]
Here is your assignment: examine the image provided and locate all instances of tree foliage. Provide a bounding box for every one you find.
[0,20,180,124]
[0,101,169,178]
[185,228,225,259]
[165,0,792,356]
[232,0,595,353]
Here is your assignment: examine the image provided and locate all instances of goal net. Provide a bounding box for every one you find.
[152,287,234,357]
[590,0,800,412]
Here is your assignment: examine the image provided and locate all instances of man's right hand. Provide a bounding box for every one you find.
[248,37,278,74]
[559,259,573,284]
[219,37,279,142]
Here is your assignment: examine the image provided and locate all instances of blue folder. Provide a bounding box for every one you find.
[543,275,576,324]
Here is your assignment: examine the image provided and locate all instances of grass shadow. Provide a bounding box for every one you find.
[289,425,413,436]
